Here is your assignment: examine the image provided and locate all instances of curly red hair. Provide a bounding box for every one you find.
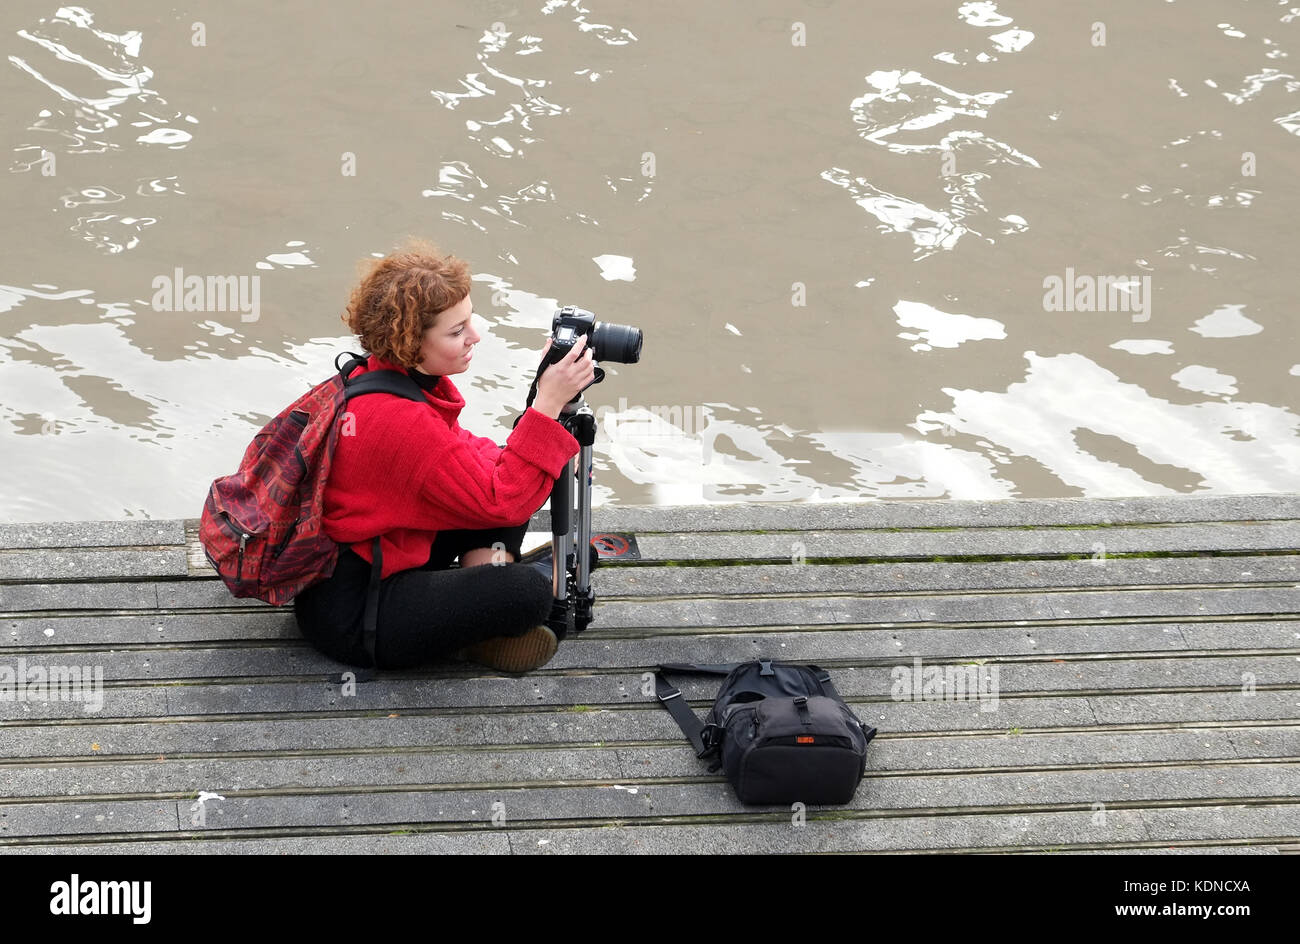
[341,238,472,367]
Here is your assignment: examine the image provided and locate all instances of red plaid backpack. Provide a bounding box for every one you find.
[199,351,425,606]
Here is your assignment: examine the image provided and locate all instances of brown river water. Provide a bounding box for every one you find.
[1,0,1297,522]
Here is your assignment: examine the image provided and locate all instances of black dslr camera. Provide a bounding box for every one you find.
[543,305,643,375]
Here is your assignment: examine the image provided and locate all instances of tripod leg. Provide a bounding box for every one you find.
[543,452,576,640]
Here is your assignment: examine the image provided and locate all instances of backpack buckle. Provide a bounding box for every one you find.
[698,722,722,756]
[759,660,774,676]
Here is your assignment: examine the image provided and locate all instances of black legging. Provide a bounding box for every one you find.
[293,519,553,669]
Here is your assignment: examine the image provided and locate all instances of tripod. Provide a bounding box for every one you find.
[515,359,608,639]
[539,386,600,639]
[519,306,642,638]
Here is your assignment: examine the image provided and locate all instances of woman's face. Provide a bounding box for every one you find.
[413,294,480,376]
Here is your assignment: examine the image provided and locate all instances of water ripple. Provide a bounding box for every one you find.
[833,67,1037,258]
[8,6,194,160]
[918,352,1300,495]
[7,6,193,255]
[425,2,642,237]
[823,165,979,257]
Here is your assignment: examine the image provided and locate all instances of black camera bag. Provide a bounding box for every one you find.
[654,660,877,805]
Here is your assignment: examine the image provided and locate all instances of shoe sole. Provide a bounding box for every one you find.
[456,625,559,674]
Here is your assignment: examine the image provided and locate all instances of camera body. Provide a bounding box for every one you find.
[546,305,643,368]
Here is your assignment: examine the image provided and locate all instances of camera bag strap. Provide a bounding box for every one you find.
[653,662,739,756]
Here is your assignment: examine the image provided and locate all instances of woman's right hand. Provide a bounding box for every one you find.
[534,334,596,417]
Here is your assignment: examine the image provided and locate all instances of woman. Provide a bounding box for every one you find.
[293,240,596,673]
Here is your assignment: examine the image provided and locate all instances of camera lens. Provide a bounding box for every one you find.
[592,321,643,364]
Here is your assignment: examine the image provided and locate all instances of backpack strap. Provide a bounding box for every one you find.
[653,671,711,757]
[654,663,745,757]
[362,536,382,665]
[335,350,428,404]
[343,371,427,402]
[330,352,427,667]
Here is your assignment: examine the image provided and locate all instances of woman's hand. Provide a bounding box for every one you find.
[533,334,596,418]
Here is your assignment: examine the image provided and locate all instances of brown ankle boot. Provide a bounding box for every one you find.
[454,624,559,673]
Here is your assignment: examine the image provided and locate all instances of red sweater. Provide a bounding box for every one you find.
[321,354,579,579]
